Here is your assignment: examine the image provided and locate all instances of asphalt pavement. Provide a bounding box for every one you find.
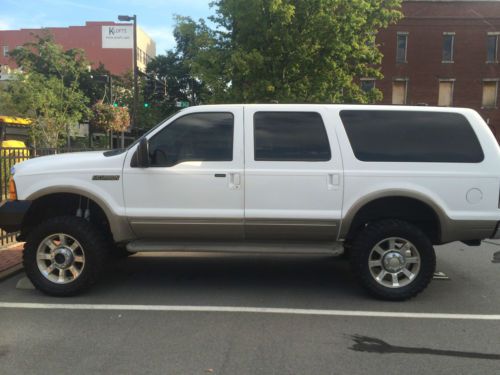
[1,241,500,374]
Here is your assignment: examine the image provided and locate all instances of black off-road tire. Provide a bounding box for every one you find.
[350,219,436,301]
[23,216,110,296]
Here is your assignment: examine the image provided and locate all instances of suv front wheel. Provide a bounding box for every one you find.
[23,216,109,296]
[350,219,436,301]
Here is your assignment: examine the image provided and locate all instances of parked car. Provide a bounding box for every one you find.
[1,104,499,300]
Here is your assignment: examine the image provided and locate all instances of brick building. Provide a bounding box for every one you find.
[371,0,500,139]
[0,21,156,75]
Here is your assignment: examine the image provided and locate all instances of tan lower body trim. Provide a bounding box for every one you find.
[245,219,339,241]
[128,218,339,241]
[129,218,244,240]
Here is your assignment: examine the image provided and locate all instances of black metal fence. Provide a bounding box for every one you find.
[0,147,99,247]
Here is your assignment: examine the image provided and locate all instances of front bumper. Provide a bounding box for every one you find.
[0,200,31,233]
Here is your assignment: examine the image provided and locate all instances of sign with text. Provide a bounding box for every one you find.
[102,25,133,49]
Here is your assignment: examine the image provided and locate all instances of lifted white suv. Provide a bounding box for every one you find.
[1,104,499,300]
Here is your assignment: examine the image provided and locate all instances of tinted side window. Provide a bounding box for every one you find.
[340,110,484,163]
[254,112,331,161]
[149,112,234,167]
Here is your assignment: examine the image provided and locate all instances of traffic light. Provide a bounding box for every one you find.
[144,103,149,108]
[113,102,118,107]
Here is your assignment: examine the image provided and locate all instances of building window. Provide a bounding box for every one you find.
[360,79,375,92]
[2,46,8,57]
[392,80,407,105]
[487,33,499,63]
[438,80,454,106]
[442,33,454,62]
[482,80,498,108]
[396,32,408,63]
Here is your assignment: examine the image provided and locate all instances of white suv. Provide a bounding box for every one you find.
[1,104,499,300]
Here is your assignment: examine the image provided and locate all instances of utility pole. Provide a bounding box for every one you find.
[118,14,138,146]
[132,15,138,131]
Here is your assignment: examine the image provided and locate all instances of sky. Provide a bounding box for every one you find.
[0,0,213,55]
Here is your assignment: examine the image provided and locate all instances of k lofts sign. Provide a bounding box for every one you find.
[102,25,133,49]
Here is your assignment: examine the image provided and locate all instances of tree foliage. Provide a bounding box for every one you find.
[178,0,402,103]
[142,16,211,123]
[90,101,130,133]
[5,32,90,147]
[8,72,89,148]
[79,63,114,105]
[9,32,89,87]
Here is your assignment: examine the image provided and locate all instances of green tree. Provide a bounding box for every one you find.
[0,87,21,117]
[7,32,90,147]
[142,16,212,125]
[181,0,402,103]
[79,63,113,106]
[9,73,89,148]
[90,100,130,133]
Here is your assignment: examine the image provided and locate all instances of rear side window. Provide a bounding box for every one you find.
[254,112,331,161]
[340,110,484,163]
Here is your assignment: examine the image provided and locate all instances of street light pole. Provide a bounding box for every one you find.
[132,15,138,133]
[118,14,138,138]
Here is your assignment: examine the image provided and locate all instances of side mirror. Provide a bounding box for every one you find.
[136,137,150,168]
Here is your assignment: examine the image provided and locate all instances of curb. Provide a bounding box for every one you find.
[0,243,24,281]
[0,263,23,281]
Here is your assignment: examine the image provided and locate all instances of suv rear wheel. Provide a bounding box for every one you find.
[23,216,109,296]
[350,219,436,301]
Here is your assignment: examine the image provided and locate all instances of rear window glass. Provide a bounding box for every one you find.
[340,110,484,163]
[254,112,331,161]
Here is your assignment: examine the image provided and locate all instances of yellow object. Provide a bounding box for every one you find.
[1,140,27,148]
[1,142,29,201]
[8,176,17,201]
[0,116,32,126]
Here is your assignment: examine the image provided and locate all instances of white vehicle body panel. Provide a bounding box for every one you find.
[14,151,127,217]
[9,104,500,244]
[243,105,343,240]
[122,106,245,239]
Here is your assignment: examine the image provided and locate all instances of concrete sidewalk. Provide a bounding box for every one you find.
[0,244,24,280]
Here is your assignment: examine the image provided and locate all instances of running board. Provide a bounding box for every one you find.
[126,240,344,256]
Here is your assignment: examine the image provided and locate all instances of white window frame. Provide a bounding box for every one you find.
[486,32,500,63]
[438,79,455,106]
[392,78,408,105]
[2,46,8,57]
[360,78,376,92]
[396,32,409,64]
[482,78,499,109]
[442,32,455,63]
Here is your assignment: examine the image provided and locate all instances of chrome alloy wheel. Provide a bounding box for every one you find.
[368,237,421,289]
[36,233,85,284]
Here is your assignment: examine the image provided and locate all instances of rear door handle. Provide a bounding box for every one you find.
[327,173,340,190]
[214,173,226,178]
[229,173,241,189]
